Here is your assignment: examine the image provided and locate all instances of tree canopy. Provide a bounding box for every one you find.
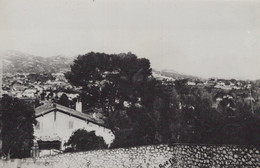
[0,95,36,158]
[66,52,152,111]
[169,82,260,146]
[66,52,260,148]
[66,52,169,146]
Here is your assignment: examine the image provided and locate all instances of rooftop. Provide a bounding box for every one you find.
[35,103,106,126]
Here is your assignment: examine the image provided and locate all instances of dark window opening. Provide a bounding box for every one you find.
[37,140,61,150]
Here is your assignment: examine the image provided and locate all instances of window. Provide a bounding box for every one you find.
[35,121,40,130]
[69,121,74,129]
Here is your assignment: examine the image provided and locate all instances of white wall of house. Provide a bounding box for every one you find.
[34,111,115,150]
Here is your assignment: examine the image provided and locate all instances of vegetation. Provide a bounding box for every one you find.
[169,81,260,145]
[0,95,36,158]
[57,93,71,107]
[2,51,259,157]
[66,52,166,146]
[64,129,107,152]
[65,52,260,148]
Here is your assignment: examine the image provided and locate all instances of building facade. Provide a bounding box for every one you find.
[34,102,115,156]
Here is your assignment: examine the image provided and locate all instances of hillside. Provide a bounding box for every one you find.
[0,50,74,73]
[153,69,200,80]
[1,51,199,80]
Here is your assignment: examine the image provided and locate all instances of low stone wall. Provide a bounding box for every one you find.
[0,144,259,168]
[171,144,260,167]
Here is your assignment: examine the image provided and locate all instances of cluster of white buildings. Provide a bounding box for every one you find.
[1,72,76,100]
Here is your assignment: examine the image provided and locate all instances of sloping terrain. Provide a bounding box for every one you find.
[0,50,75,73]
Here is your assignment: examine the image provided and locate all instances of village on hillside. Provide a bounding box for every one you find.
[2,70,258,111]
[0,0,259,167]
[1,54,260,158]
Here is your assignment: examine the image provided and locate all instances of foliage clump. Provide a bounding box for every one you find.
[0,95,36,158]
[64,129,107,152]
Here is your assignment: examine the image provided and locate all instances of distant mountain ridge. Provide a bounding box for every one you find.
[153,69,199,80]
[1,50,199,80]
[0,50,75,73]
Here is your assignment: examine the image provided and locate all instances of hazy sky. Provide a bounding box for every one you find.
[0,0,259,79]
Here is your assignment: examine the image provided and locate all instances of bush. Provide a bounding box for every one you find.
[64,129,107,152]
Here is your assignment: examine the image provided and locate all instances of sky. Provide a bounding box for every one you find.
[0,0,260,80]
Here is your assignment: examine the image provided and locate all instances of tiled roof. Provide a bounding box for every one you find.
[35,103,105,126]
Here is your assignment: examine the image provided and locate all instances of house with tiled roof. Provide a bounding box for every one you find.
[33,101,115,156]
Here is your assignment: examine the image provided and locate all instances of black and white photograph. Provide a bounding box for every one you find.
[0,0,260,167]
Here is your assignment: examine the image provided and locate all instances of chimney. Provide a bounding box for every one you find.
[76,98,82,112]
[92,113,96,119]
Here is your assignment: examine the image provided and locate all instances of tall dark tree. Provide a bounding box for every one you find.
[65,52,171,147]
[58,93,70,107]
[65,52,152,123]
[0,95,36,158]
